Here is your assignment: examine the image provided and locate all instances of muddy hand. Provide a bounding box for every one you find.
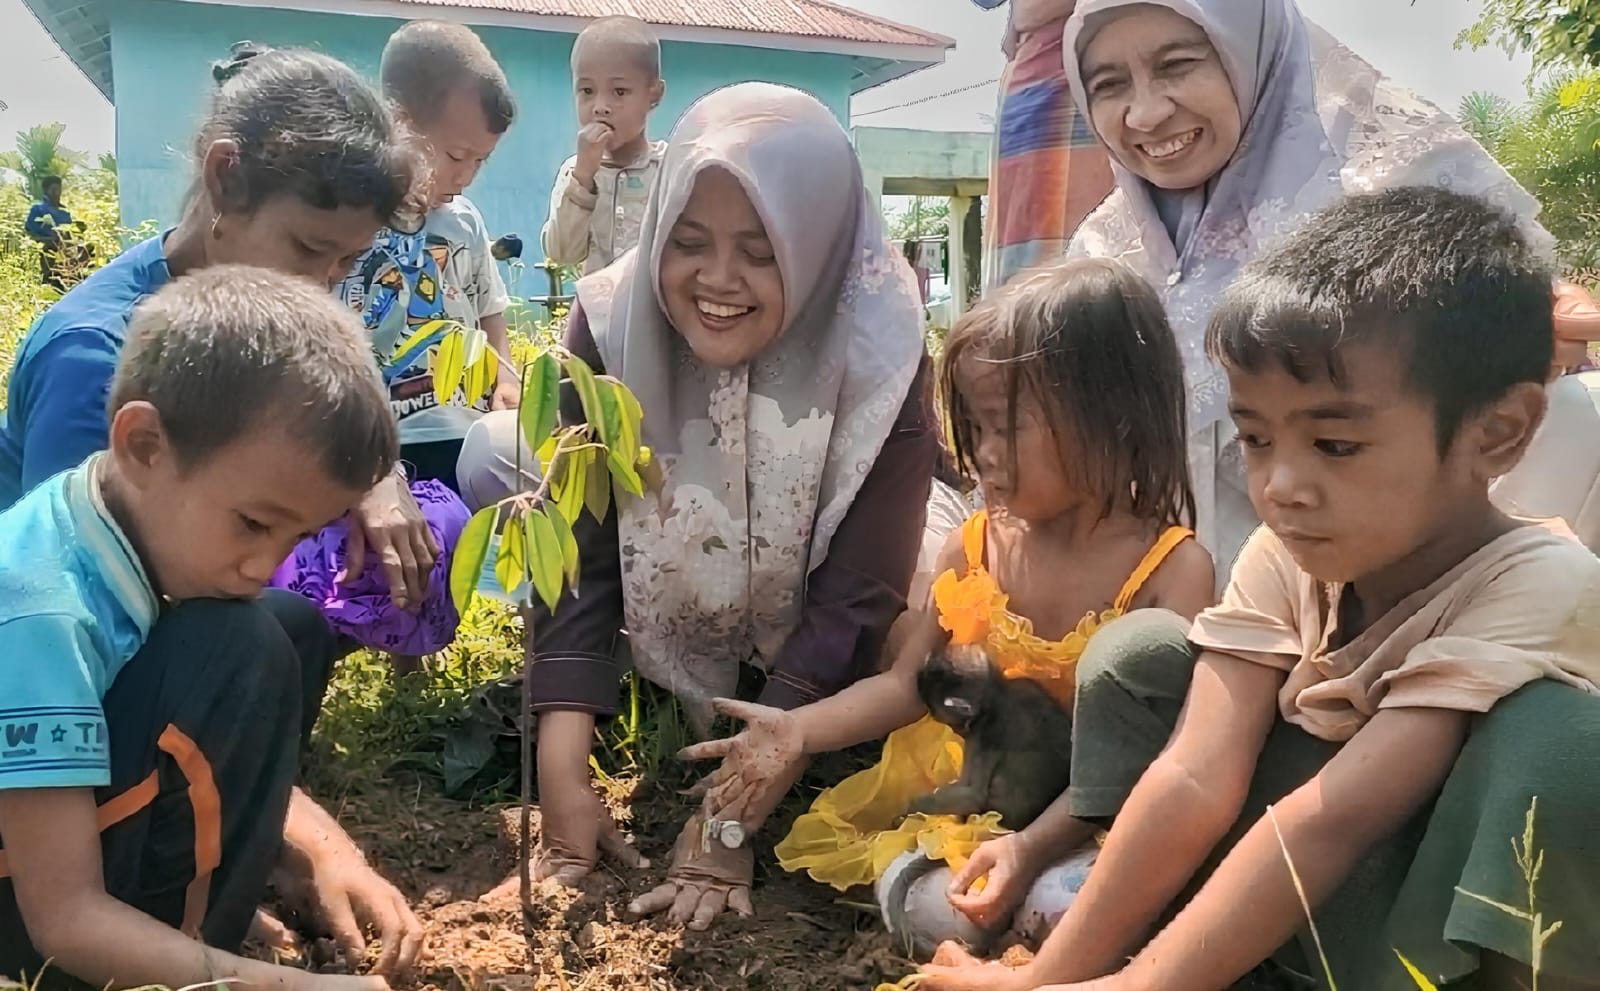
[677,698,807,832]
[627,812,754,931]
[344,471,438,612]
[917,942,1034,991]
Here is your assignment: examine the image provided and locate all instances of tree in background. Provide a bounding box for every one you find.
[0,123,89,198]
[887,196,950,241]
[1461,74,1600,269]
[1457,0,1600,74]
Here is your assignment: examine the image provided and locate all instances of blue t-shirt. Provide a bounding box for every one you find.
[25,201,73,241]
[0,233,171,510]
[0,457,158,790]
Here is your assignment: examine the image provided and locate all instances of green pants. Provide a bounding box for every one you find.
[1067,610,1600,988]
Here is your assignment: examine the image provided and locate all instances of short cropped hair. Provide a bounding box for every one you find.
[110,266,398,491]
[381,20,516,134]
[570,16,662,80]
[1207,186,1555,450]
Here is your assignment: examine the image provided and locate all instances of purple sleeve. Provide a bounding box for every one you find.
[758,355,938,710]
[524,305,627,715]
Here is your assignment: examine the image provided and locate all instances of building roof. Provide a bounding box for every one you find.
[23,0,951,102]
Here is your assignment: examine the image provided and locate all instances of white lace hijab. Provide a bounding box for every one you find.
[1063,0,1553,435]
[576,83,925,717]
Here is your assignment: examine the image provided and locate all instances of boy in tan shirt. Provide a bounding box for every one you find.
[542,16,666,275]
[924,189,1600,990]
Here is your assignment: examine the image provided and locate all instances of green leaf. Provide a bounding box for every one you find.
[525,508,564,612]
[608,449,644,497]
[433,330,467,404]
[545,500,581,589]
[536,432,561,475]
[584,443,612,523]
[448,506,498,614]
[612,376,646,465]
[495,512,527,594]
[563,354,604,428]
[596,375,639,464]
[555,446,589,524]
[1393,951,1438,991]
[519,351,562,455]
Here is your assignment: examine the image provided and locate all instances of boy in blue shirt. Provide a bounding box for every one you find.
[0,267,422,990]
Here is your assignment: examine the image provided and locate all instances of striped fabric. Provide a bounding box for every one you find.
[983,18,1114,291]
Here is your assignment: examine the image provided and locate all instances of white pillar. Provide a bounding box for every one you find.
[949,194,972,319]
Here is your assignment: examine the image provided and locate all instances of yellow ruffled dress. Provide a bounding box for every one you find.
[775,511,1192,890]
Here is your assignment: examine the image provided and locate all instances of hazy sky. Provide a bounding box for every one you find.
[0,0,1532,155]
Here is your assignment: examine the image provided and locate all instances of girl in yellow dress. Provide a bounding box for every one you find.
[686,258,1216,954]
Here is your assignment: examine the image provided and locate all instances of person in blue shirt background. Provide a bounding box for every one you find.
[0,42,444,616]
[0,266,422,990]
[24,176,80,291]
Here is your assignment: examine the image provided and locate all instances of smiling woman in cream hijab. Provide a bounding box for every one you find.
[462,81,937,923]
[1057,0,1595,579]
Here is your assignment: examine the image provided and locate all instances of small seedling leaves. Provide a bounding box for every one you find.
[433,331,467,404]
[398,318,456,365]
[525,509,564,612]
[584,444,612,523]
[608,449,644,498]
[450,506,498,614]
[536,432,561,475]
[563,354,604,429]
[607,376,645,465]
[590,375,626,455]
[545,500,581,588]
[555,446,589,524]
[520,351,562,455]
[496,512,527,594]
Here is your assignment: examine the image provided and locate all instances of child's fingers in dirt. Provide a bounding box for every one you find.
[372,891,425,977]
[250,908,299,951]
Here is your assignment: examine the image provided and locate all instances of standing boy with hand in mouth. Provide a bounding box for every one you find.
[542,16,666,276]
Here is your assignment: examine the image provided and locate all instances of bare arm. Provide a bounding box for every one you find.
[791,527,965,754]
[0,788,370,991]
[1110,707,1469,991]
[1018,652,1283,984]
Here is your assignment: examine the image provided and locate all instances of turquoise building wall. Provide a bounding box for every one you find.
[108,0,856,278]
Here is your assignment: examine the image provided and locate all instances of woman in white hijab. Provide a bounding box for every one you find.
[465,82,936,923]
[1058,0,1595,579]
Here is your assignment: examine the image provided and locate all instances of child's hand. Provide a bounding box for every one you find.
[919,943,1034,991]
[276,840,425,978]
[946,832,1043,930]
[573,122,615,188]
[678,698,808,833]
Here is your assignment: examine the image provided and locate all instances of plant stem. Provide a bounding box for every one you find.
[519,602,536,928]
